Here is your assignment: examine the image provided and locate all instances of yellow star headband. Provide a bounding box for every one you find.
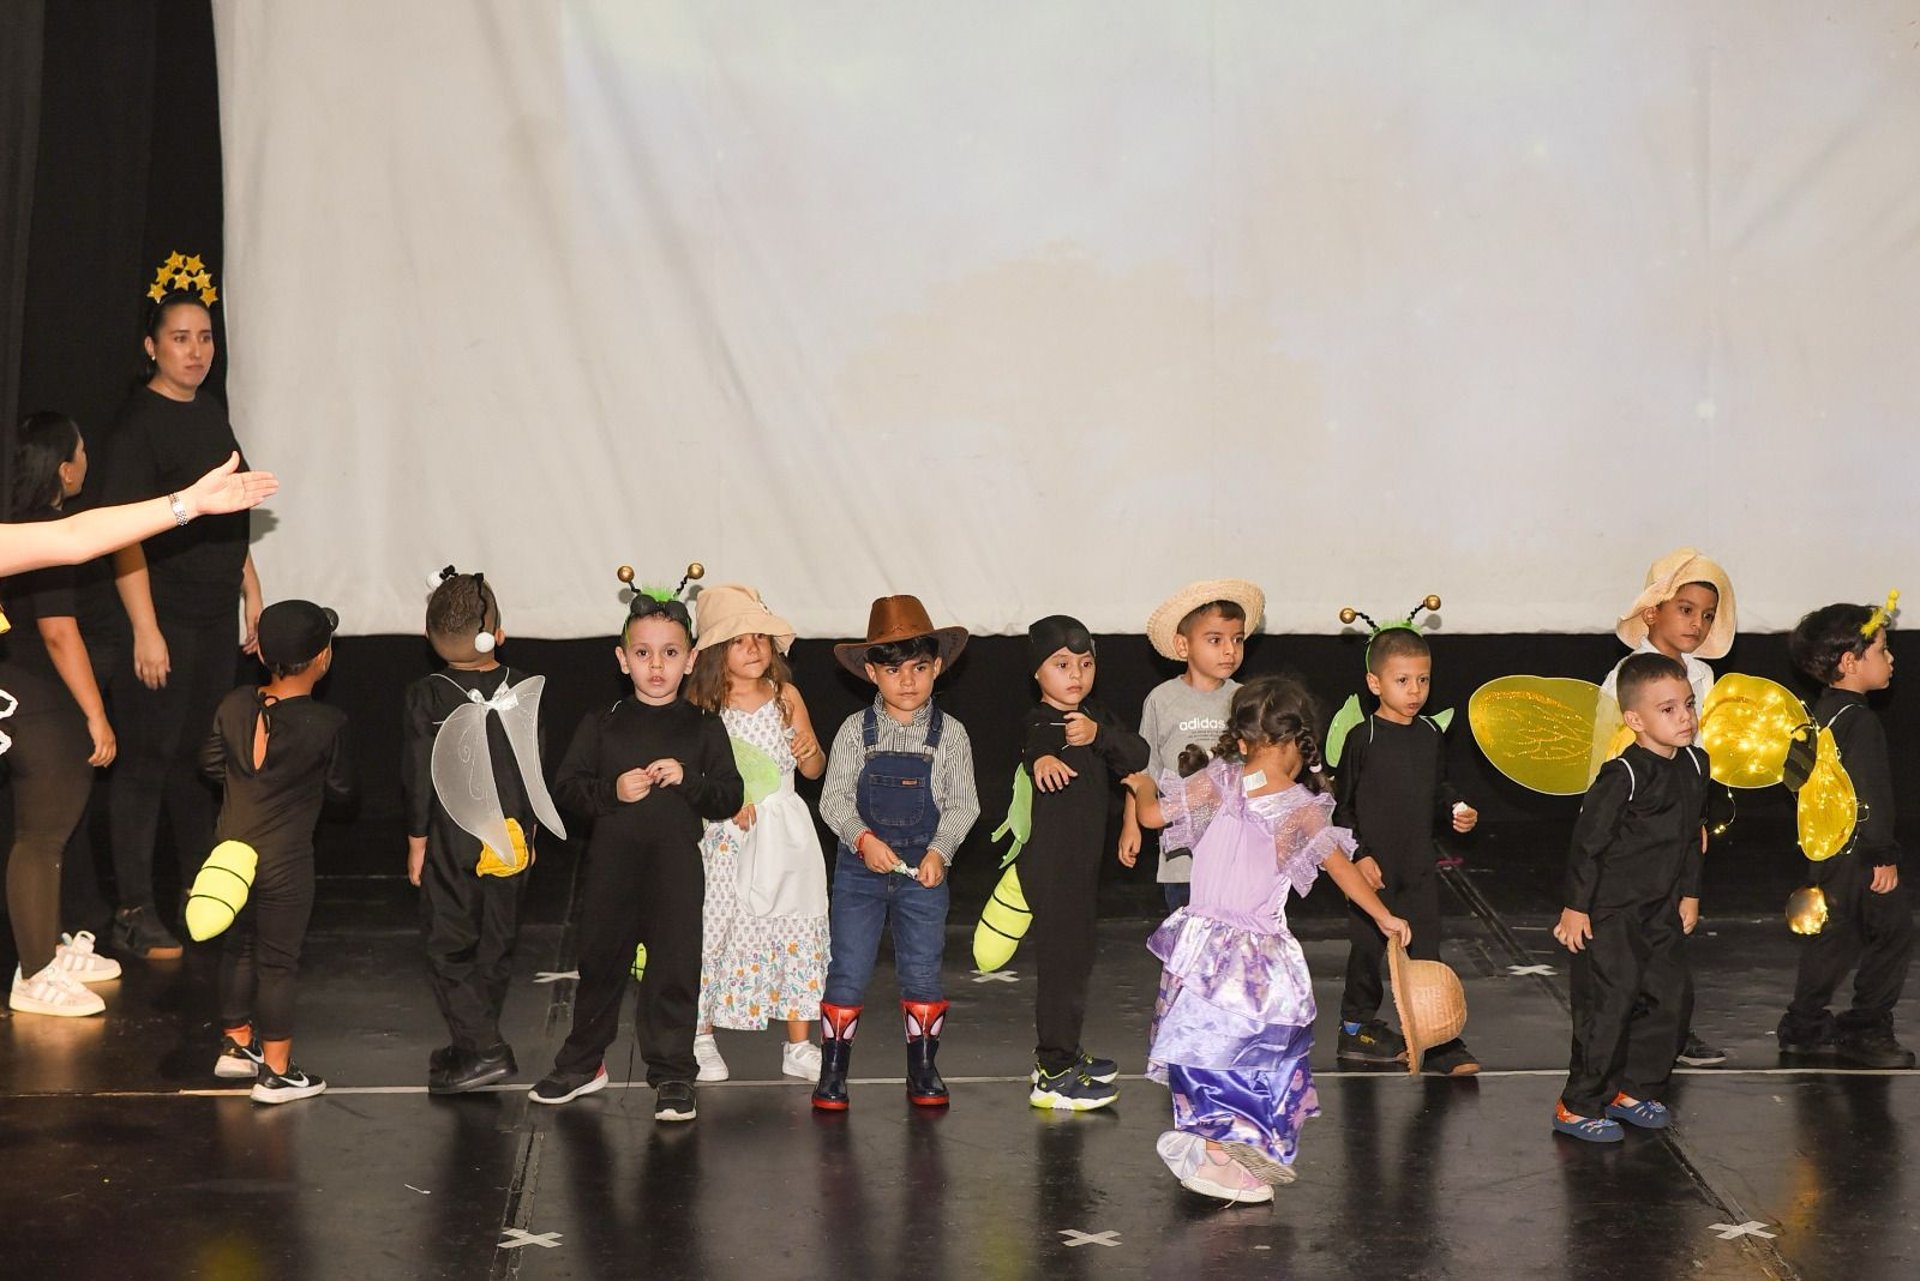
[147,251,217,306]
[1862,590,1899,636]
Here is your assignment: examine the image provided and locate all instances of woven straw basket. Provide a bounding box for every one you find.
[1386,938,1468,1075]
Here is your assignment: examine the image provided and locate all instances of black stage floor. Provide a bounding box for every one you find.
[4,823,1916,1281]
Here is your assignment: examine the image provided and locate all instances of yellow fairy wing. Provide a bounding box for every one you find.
[1587,689,1630,782]
[1797,728,1857,861]
[1698,673,1809,789]
[1467,676,1604,796]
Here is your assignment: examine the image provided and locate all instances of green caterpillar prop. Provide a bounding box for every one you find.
[972,766,1034,971]
[185,840,259,941]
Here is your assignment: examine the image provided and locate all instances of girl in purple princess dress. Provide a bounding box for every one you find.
[1128,674,1410,1205]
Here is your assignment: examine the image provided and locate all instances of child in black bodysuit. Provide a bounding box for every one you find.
[202,600,355,1104]
[529,594,742,1121]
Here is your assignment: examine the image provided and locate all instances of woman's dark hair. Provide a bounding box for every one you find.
[1788,603,1880,686]
[11,411,83,519]
[865,635,941,667]
[140,291,213,382]
[1209,673,1331,794]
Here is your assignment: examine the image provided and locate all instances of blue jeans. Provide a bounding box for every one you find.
[1163,881,1192,913]
[824,847,950,1004]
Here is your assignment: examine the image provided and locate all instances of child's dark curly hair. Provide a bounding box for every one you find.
[427,572,498,642]
[1788,603,1881,686]
[1203,673,1330,794]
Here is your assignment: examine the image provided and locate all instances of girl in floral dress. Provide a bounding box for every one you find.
[686,585,830,1081]
[1129,675,1410,1203]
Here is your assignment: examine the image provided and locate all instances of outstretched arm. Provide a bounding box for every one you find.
[0,453,276,576]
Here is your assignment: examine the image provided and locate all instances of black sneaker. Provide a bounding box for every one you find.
[1776,1015,1838,1057]
[654,1080,697,1122]
[1421,1037,1480,1077]
[252,1064,327,1104]
[214,1034,267,1080]
[1029,1064,1119,1111]
[1676,1031,1728,1067]
[112,906,183,960]
[1833,1026,1917,1070]
[528,1065,608,1105]
[430,1043,518,1095]
[1337,1019,1408,1065]
[1027,1049,1119,1085]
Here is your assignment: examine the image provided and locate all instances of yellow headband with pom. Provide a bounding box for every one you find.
[1862,590,1899,636]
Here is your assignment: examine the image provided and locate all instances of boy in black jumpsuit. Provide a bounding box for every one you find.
[1551,653,1707,1142]
[1777,601,1914,1068]
[202,600,355,1105]
[403,571,554,1094]
[1022,615,1148,1111]
[529,596,742,1120]
[1333,627,1480,1074]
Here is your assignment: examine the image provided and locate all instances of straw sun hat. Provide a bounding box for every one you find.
[1145,579,1266,661]
[1387,938,1469,1075]
[1615,548,1737,661]
[692,583,796,655]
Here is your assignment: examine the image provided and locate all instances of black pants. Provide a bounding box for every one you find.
[420,842,525,1052]
[1784,851,1915,1035]
[1340,854,1442,1025]
[109,613,237,911]
[1562,898,1687,1115]
[218,848,314,1042]
[1024,836,1102,1074]
[555,839,702,1085]
[1,687,94,975]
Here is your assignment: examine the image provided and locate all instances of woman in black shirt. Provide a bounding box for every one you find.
[3,415,121,1015]
[97,293,266,959]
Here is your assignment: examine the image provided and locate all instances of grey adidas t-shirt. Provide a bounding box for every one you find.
[1139,675,1239,883]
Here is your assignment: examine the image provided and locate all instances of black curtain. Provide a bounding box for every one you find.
[0,2,49,503]
[8,0,225,507]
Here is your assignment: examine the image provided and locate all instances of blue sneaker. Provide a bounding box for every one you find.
[1553,1102,1625,1143]
[1605,1093,1671,1129]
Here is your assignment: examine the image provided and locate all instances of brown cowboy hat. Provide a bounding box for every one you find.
[833,595,969,679]
[1387,938,1468,1074]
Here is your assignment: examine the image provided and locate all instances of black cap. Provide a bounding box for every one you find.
[257,600,338,669]
[1028,614,1094,672]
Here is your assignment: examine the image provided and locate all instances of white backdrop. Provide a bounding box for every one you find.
[212,2,1920,639]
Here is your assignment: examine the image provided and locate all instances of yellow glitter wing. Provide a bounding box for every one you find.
[1798,728,1857,861]
[1467,676,1606,796]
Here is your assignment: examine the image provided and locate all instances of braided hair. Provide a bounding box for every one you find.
[1207,673,1330,795]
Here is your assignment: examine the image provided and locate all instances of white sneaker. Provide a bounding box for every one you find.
[10,963,106,1018]
[1155,1130,1274,1204]
[782,1039,823,1082]
[693,1032,730,1082]
[54,931,122,984]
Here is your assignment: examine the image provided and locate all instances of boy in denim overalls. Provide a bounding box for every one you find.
[815,596,980,1109]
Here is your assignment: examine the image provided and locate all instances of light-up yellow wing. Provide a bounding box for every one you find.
[1698,673,1805,789]
[1798,727,1857,861]
[1468,676,1606,796]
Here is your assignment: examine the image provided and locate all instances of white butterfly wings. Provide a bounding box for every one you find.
[429,674,567,860]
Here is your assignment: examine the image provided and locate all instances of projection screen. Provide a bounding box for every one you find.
[211,1,1920,638]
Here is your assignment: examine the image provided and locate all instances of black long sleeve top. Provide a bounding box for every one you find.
[1816,688,1900,869]
[202,689,355,861]
[1023,700,1150,861]
[1563,742,1709,914]
[554,697,742,860]
[1331,714,1463,867]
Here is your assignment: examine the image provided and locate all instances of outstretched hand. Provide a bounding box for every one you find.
[184,452,278,517]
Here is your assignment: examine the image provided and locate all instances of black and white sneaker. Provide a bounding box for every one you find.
[215,1034,267,1080]
[1028,1049,1119,1085]
[1676,1031,1728,1067]
[1029,1064,1119,1111]
[528,1065,608,1106]
[251,1064,327,1104]
[654,1080,697,1122]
